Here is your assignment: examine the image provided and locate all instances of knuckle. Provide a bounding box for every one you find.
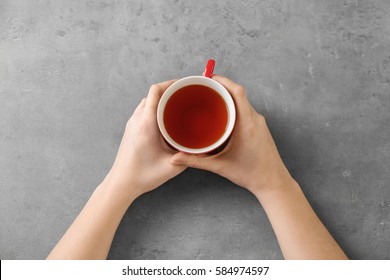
[150,84,160,92]
[256,114,267,128]
[235,85,246,97]
[258,114,266,124]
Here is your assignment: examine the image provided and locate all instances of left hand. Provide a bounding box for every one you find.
[105,80,186,202]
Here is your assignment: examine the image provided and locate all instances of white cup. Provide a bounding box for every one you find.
[157,72,236,154]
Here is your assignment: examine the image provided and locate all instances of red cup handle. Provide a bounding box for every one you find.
[202,59,215,78]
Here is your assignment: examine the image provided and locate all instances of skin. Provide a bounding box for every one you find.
[47,80,185,259]
[47,75,347,260]
[172,75,348,260]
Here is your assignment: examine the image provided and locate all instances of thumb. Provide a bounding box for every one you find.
[171,152,214,171]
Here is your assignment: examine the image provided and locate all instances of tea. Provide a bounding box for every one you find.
[163,84,228,149]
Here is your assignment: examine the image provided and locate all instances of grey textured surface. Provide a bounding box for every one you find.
[1,0,390,260]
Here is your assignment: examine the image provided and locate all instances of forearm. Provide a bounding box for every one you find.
[47,178,135,260]
[254,179,347,260]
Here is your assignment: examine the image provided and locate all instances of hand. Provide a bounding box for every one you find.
[172,75,294,195]
[105,80,186,202]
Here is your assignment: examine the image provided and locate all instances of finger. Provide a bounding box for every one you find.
[212,74,252,119]
[171,152,214,171]
[145,79,177,113]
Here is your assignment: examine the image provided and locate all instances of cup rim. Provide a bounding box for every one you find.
[157,76,236,154]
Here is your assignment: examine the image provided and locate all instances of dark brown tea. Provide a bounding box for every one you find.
[163,85,228,149]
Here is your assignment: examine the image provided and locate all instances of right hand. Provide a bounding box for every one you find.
[171,75,294,196]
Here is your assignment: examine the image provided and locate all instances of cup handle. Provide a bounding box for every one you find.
[202,59,215,78]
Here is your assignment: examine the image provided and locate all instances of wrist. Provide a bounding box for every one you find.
[249,171,299,199]
[100,170,141,206]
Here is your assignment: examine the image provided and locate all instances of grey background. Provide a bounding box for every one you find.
[1,0,389,260]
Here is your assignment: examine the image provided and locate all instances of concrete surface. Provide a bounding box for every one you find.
[1,0,390,260]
